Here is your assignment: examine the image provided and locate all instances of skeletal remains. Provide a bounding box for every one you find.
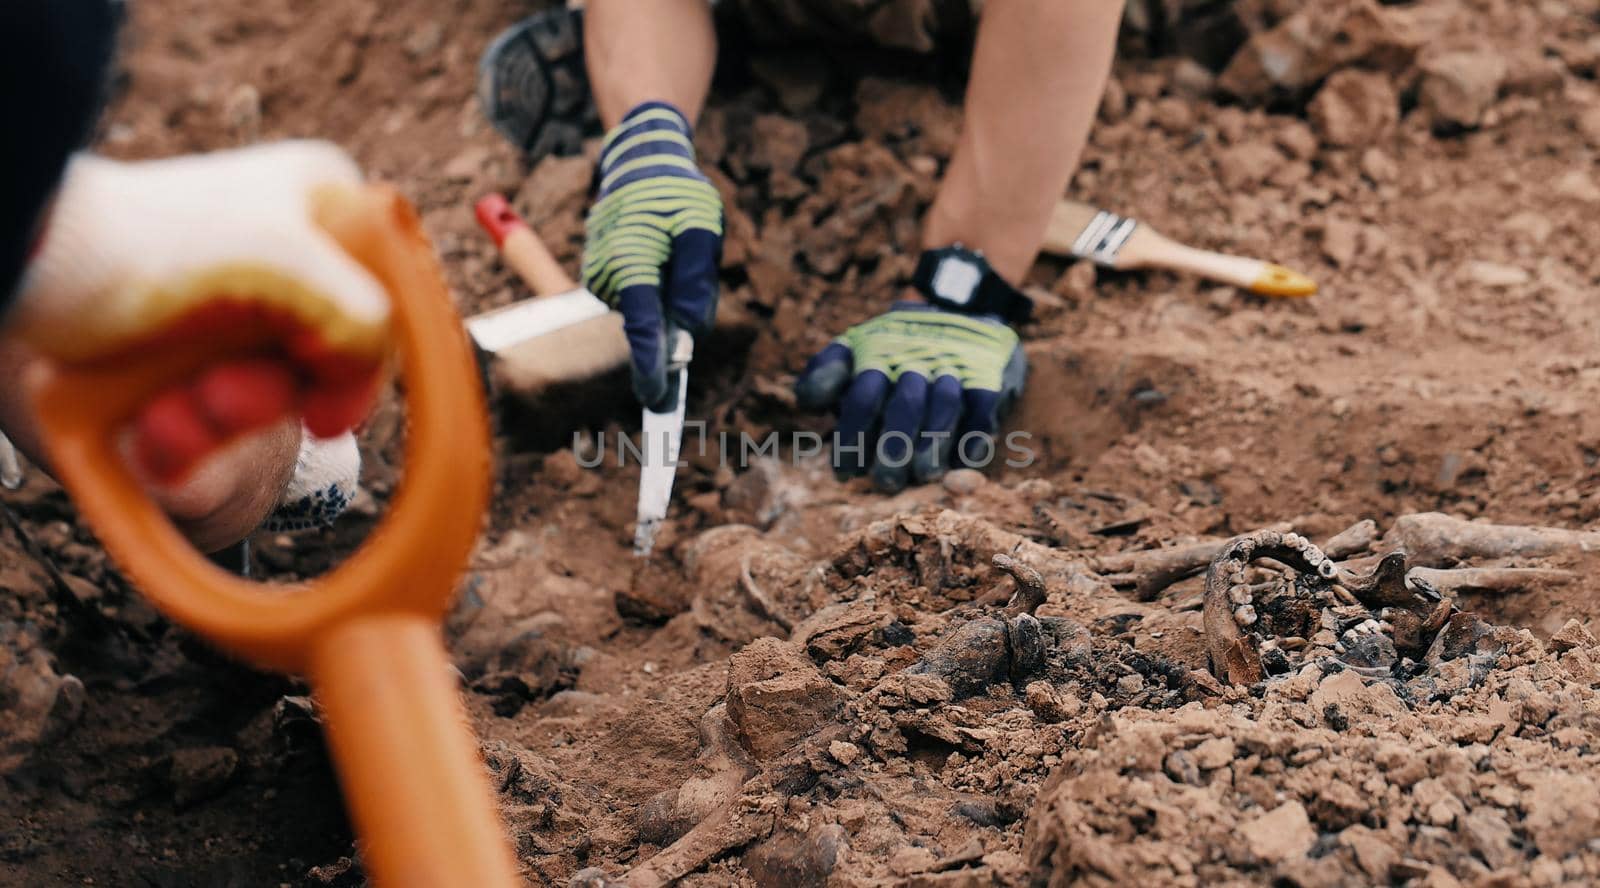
[1199,513,1587,686]
[567,511,1591,885]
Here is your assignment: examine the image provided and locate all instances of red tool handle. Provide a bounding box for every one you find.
[474,194,578,297]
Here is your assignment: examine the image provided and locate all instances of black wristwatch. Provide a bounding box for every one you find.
[911,244,1032,325]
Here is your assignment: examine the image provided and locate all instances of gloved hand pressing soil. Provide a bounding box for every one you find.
[795,302,1026,492]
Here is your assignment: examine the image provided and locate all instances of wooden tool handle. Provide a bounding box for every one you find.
[1041,199,1316,298]
[475,193,577,296]
[1145,237,1315,298]
[312,618,521,888]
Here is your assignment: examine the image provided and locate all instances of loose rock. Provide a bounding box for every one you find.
[726,638,845,760]
[1309,70,1399,148]
[170,746,239,807]
[1420,51,1507,130]
[1240,801,1316,863]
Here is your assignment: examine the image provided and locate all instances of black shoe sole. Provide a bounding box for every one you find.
[477,6,600,159]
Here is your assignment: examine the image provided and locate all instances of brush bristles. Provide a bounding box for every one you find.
[490,312,630,395]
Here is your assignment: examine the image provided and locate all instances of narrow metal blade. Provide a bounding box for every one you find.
[0,432,23,490]
[634,332,694,556]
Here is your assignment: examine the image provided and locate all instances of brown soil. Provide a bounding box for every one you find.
[5,0,1600,886]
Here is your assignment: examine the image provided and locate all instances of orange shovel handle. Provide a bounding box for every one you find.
[312,617,518,888]
[29,185,521,887]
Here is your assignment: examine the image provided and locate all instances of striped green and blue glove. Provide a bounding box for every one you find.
[796,303,1027,492]
[582,101,723,409]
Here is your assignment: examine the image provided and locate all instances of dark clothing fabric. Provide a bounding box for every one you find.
[0,0,121,305]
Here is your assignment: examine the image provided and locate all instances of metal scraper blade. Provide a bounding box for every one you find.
[634,331,694,556]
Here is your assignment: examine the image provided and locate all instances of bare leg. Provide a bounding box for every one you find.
[584,0,718,128]
[923,0,1125,284]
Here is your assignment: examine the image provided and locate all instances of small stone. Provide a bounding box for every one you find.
[1310,670,1405,718]
[223,84,261,140]
[1217,2,1415,100]
[1461,261,1530,288]
[1214,141,1284,190]
[1275,122,1318,161]
[1309,70,1399,148]
[442,145,493,184]
[0,625,86,775]
[1576,105,1600,150]
[889,846,938,876]
[1550,618,1596,651]
[1190,737,1236,770]
[542,449,587,489]
[1360,148,1398,184]
[1151,97,1195,135]
[1321,219,1361,267]
[1169,59,1215,98]
[829,740,861,766]
[1413,778,1464,827]
[1164,749,1201,785]
[942,469,986,496]
[1240,801,1316,863]
[1460,809,1517,870]
[745,824,846,888]
[403,22,444,59]
[1099,77,1128,123]
[748,113,809,177]
[726,638,845,760]
[1340,825,1398,882]
[170,746,239,807]
[1025,681,1081,723]
[1554,169,1600,202]
[1420,51,1506,130]
[1529,857,1565,887]
[1051,260,1097,301]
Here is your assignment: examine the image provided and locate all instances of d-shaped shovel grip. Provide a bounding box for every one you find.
[28,185,520,888]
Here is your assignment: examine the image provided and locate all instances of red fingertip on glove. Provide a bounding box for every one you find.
[134,386,225,483]
[302,369,382,439]
[120,301,386,482]
[193,358,297,431]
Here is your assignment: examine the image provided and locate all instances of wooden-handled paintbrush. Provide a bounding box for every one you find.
[1042,199,1317,298]
[465,195,628,396]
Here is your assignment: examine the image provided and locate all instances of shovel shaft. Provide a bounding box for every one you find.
[310,616,522,888]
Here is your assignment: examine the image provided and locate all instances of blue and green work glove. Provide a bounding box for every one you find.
[582,101,723,410]
[796,303,1027,492]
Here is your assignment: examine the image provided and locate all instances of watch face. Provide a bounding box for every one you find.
[931,257,981,305]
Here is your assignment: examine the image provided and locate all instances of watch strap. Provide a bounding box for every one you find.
[912,248,1033,324]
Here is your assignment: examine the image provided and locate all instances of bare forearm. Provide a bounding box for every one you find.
[924,0,1124,283]
[584,0,717,127]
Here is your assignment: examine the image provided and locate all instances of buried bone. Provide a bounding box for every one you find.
[1384,512,1600,566]
[1201,530,1451,686]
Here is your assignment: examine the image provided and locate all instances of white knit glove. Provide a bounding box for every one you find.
[11,141,393,481]
[264,428,361,532]
[12,140,389,367]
